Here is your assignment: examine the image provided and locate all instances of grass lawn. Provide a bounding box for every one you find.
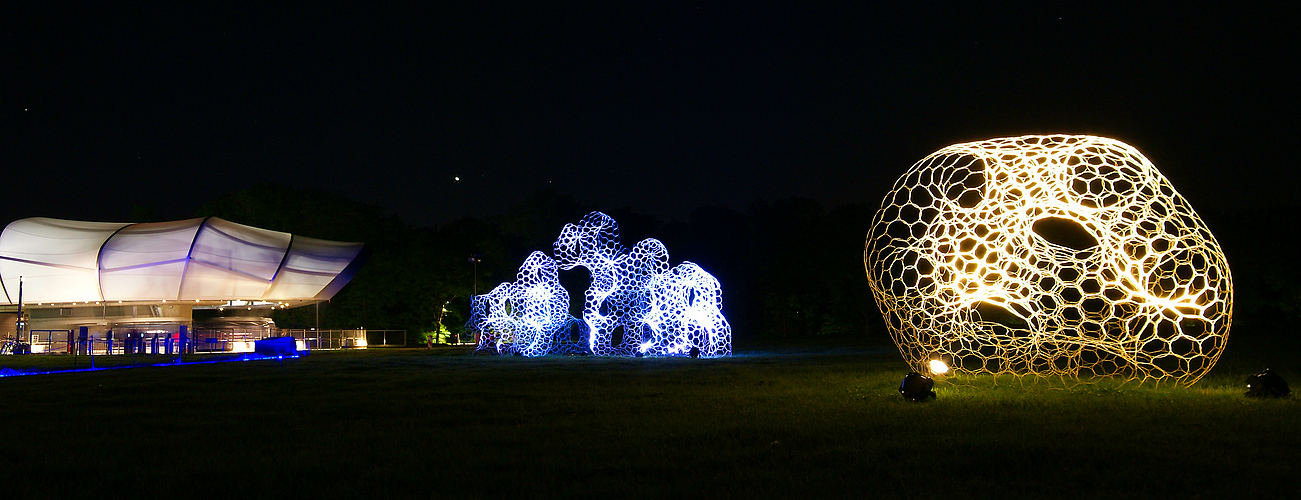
[1,334,1296,499]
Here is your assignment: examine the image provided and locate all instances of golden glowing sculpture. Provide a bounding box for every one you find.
[865,135,1232,385]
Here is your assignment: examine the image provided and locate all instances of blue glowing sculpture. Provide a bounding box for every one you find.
[549,316,592,356]
[511,251,570,357]
[470,282,518,354]
[554,216,673,356]
[552,212,626,355]
[553,212,730,358]
[468,211,730,358]
[642,262,732,358]
[469,252,571,356]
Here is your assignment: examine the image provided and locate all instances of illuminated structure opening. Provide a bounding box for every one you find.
[469,212,731,358]
[865,135,1232,385]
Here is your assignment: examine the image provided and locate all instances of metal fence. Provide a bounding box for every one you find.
[3,328,407,355]
[279,329,407,350]
[16,330,188,356]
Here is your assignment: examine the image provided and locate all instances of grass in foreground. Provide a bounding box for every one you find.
[0,335,1296,499]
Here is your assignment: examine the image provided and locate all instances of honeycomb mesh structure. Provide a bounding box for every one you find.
[469,212,731,358]
[470,282,519,354]
[469,252,571,356]
[553,218,669,356]
[642,262,732,357]
[864,135,1232,385]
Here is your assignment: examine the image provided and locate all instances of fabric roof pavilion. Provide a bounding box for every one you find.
[0,217,366,307]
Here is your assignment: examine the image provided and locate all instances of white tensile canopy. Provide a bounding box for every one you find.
[0,217,366,305]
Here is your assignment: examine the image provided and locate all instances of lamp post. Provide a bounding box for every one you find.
[15,276,24,351]
[468,255,482,297]
[468,254,482,347]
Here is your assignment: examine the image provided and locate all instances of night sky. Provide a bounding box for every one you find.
[9,3,1296,228]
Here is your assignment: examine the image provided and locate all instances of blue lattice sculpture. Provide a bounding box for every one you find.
[642,262,732,358]
[468,252,570,356]
[512,251,571,356]
[553,212,623,271]
[555,234,672,355]
[553,212,626,355]
[470,282,517,354]
[468,211,730,358]
[549,316,592,355]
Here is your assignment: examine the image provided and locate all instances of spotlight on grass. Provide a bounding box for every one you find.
[928,359,949,376]
[1245,369,1291,398]
[899,372,937,402]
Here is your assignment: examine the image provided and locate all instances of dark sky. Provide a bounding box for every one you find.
[9,3,1296,228]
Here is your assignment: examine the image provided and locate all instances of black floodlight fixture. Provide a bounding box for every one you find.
[900,372,937,402]
[1245,369,1291,398]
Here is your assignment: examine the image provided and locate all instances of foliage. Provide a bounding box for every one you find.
[1204,206,1301,331]
[189,185,1288,345]
[659,199,878,339]
[194,183,474,341]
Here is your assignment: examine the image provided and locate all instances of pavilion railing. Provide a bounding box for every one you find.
[279,329,406,349]
[2,328,408,355]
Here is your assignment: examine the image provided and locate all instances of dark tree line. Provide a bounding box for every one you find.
[181,184,886,344]
[1199,206,1301,340]
[183,183,1296,345]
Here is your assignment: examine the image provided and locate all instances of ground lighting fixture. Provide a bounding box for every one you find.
[1245,368,1291,398]
[899,372,937,402]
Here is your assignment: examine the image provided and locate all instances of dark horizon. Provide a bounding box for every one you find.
[10,4,1295,229]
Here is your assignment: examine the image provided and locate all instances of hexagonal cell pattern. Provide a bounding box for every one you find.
[469,212,731,358]
[642,262,732,358]
[469,252,572,356]
[864,135,1232,384]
